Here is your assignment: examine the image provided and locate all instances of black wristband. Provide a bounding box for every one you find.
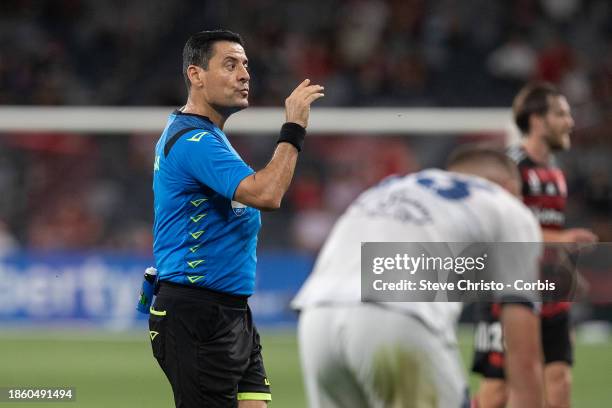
[277,122,306,152]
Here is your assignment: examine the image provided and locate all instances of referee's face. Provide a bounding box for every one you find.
[203,41,250,112]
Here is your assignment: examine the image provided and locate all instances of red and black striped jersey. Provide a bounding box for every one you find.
[507,145,567,230]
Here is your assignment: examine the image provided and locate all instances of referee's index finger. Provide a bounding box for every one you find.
[297,84,324,97]
[303,84,324,94]
[288,79,311,97]
[297,78,310,89]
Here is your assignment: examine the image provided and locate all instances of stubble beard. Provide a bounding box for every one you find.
[212,98,248,118]
[544,122,571,152]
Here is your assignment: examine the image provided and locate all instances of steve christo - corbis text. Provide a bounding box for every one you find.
[371,279,556,292]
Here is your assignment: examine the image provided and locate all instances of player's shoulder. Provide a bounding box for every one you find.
[443,170,538,236]
[165,120,221,158]
[492,188,541,241]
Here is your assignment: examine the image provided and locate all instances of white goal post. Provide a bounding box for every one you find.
[0,106,518,142]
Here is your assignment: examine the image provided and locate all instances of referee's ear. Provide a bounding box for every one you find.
[186,65,205,91]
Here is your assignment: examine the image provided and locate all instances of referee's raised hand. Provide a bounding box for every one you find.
[285,79,325,128]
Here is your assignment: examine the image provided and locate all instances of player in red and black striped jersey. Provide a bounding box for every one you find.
[472,82,598,408]
[508,144,574,319]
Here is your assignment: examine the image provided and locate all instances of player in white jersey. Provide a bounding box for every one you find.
[292,147,545,408]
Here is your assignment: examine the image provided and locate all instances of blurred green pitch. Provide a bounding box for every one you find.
[0,328,610,407]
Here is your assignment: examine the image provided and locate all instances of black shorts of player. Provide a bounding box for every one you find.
[541,309,573,365]
[148,281,271,407]
[471,303,573,379]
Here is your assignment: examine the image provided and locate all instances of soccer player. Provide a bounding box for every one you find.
[293,147,545,408]
[149,29,323,407]
[472,82,598,408]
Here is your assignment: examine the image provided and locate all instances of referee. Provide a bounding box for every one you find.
[149,29,324,408]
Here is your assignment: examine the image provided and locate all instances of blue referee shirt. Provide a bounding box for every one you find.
[152,110,261,296]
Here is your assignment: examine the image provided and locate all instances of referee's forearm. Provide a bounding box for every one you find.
[258,143,299,208]
[235,143,298,210]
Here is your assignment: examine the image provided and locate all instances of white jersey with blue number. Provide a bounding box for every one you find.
[292,169,541,342]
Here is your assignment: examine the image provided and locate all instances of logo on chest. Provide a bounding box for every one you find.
[525,169,567,197]
[231,200,247,216]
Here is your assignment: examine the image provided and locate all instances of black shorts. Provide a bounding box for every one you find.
[149,282,271,407]
[471,303,573,379]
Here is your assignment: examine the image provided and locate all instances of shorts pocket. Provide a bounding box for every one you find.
[148,304,168,362]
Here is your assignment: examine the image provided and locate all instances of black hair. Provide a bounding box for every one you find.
[182,29,244,91]
[513,81,562,134]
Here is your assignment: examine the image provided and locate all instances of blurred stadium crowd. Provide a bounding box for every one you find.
[2,0,612,110]
[0,0,610,254]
